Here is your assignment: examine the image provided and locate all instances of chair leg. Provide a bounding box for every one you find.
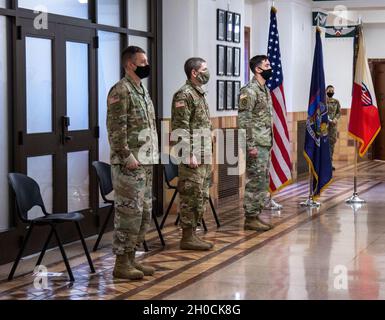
[152,214,165,247]
[143,240,149,252]
[8,223,34,281]
[35,227,54,267]
[174,214,180,226]
[202,218,208,232]
[93,205,114,252]
[209,196,221,228]
[160,189,178,229]
[75,222,95,273]
[52,225,75,282]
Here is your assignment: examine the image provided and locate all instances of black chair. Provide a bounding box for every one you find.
[160,158,221,230]
[91,161,114,252]
[92,161,165,252]
[7,173,95,282]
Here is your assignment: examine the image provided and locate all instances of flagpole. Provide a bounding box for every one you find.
[345,140,365,204]
[346,17,366,205]
[300,167,321,207]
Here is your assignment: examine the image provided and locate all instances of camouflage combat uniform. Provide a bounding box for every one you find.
[107,74,158,256]
[171,80,212,229]
[326,97,341,160]
[238,77,273,217]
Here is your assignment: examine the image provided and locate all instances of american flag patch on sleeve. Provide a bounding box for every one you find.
[175,100,185,108]
[108,95,120,105]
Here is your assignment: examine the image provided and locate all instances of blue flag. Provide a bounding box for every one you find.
[303,29,332,197]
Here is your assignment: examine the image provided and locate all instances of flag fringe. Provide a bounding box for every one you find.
[303,150,332,197]
[269,178,293,195]
[313,178,334,200]
[348,126,381,157]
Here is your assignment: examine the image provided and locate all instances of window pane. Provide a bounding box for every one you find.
[98,0,120,27]
[18,0,88,19]
[98,31,120,164]
[26,37,52,134]
[66,42,89,131]
[0,16,8,231]
[128,36,150,89]
[68,151,89,212]
[128,0,149,31]
[0,0,6,8]
[27,155,53,220]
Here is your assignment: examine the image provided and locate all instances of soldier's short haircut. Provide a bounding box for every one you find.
[121,46,146,68]
[249,55,269,74]
[184,57,206,79]
[326,85,334,90]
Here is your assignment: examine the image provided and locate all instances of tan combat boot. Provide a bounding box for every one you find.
[244,216,272,231]
[193,227,214,249]
[180,227,212,250]
[130,251,155,276]
[256,216,274,229]
[113,253,144,280]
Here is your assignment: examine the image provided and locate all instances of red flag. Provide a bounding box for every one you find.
[349,26,381,157]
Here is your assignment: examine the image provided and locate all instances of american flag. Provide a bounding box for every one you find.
[266,7,292,193]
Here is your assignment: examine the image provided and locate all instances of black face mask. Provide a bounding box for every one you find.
[134,64,151,79]
[327,92,334,98]
[259,68,273,81]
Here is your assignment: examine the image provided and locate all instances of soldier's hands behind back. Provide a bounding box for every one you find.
[188,154,199,169]
[126,154,140,170]
[248,148,258,158]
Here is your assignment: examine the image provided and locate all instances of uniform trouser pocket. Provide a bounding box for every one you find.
[111,164,153,255]
[244,147,271,216]
[178,164,211,228]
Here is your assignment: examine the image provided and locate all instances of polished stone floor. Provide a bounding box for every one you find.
[1,160,385,300]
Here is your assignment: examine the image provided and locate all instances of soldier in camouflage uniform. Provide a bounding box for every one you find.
[107,46,158,280]
[238,55,274,232]
[326,85,341,170]
[171,57,214,251]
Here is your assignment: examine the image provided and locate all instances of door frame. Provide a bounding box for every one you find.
[8,17,100,261]
[0,0,164,265]
[369,59,385,160]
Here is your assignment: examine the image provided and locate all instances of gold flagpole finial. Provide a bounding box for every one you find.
[271,0,277,12]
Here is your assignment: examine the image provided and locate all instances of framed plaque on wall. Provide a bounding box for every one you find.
[233,81,241,110]
[233,13,241,43]
[217,9,226,41]
[226,81,233,110]
[226,11,233,42]
[217,80,226,111]
[233,47,241,77]
[226,46,233,76]
[217,45,226,76]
